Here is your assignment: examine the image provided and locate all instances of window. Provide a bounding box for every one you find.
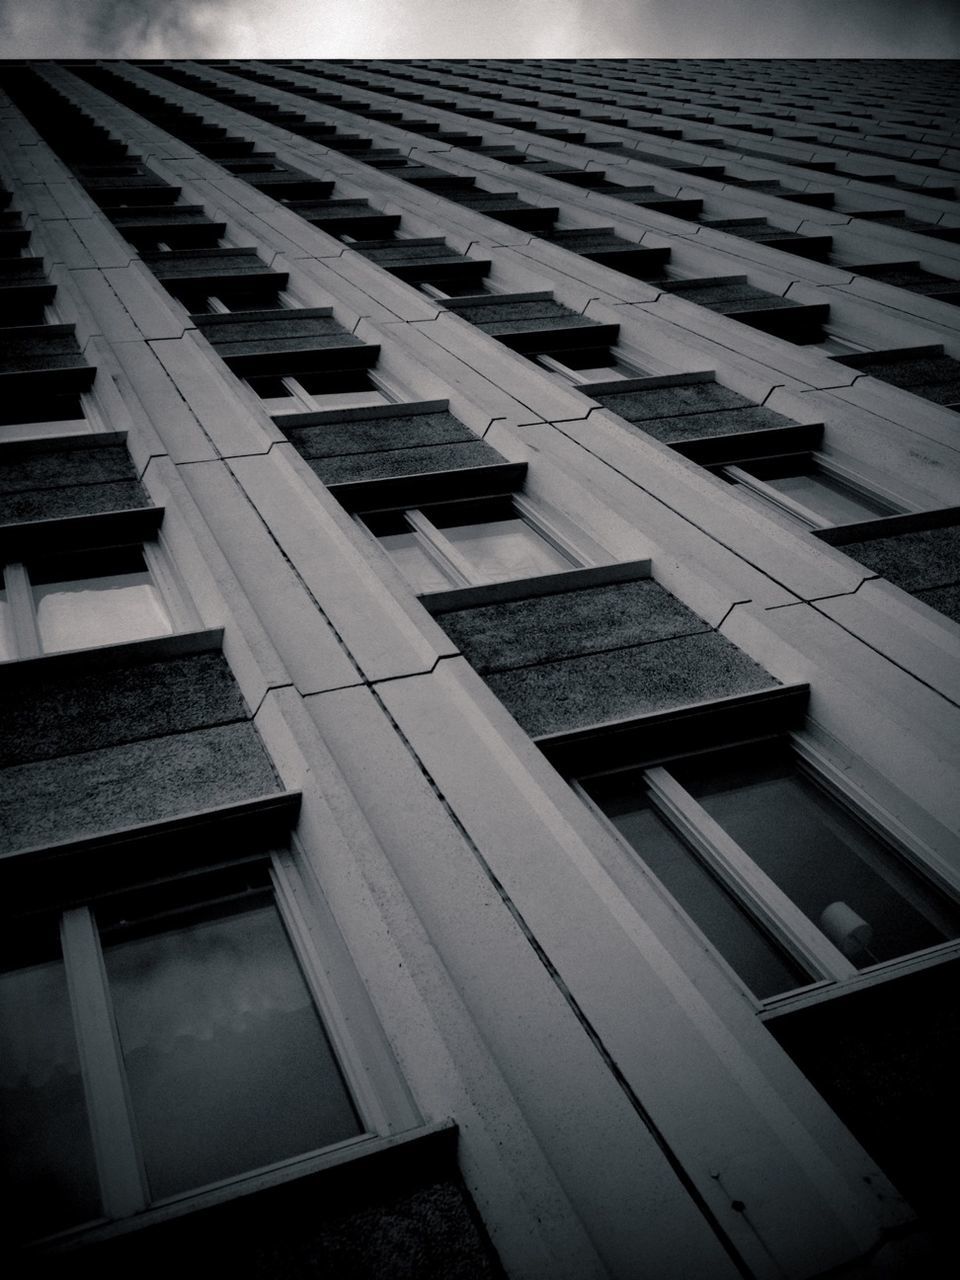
[246,369,395,415]
[534,348,648,384]
[200,288,295,315]
[362,495,585,593]
[419,280,496,299]
[0,860,365,1244]
[718,455,902,529]
[0,543,187,660]
[581,738,960,1005]
[0,393,96,444]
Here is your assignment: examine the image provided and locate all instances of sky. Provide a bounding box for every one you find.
[1,0,959,60]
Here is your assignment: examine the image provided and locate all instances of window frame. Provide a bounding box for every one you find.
[0,390,106,445]
[0,537,199,662]
[245,365,404,416]
[4,847,400,1245]
[718,451,908,530]
[534,349,647,385]
[360,492,592,593]
[575,730,960,1016]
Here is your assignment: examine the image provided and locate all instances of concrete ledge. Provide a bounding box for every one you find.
[0,502,163,558]
[537,683,810,774]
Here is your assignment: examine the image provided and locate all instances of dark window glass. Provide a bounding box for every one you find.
[669,743,960,967]
[99,878,362,1200]
[0,922,101,1240]
[586,773,812,998]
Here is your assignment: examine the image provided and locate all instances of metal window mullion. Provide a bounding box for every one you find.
[282,376,320,412]
[60,908,148,1220]
[4,562,42,658]
[536,353,583,381]
[405,509,476,585]
[645,768,858,980]
[511,494,589,566]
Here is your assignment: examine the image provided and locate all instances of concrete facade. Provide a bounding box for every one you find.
[0,57,958,1279]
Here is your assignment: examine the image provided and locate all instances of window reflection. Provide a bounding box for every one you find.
[0,927,100,1240]
[101,890,362,1200]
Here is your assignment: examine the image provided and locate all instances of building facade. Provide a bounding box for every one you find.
[1,56,958,1279]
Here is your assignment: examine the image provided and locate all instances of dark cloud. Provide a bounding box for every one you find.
[0,0,237,57]
[0,0,957,59]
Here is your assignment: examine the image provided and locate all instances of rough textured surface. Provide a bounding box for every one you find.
[447,297,591,329]
[594,380,754,421]
[0,325,87,374]
[1,650,250,766]
[912,582,960,623]
[0,441,139,496]
[359,242,470,267]
[285,408,477,459]
[841,524,960,592]
[63,1162,504,1280]
[0,479,149,525]
[197,311,352,350]
[854,352,960,406]
[548,228,643,253]
[440,579,709,674]
[310,440,502,485]
[662,278,791,311]
[635,405,796,443]
[0,721,280,852]
[487,631,778,736]
[145,248,274,280]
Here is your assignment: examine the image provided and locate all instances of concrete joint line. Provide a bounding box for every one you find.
[251,681,296,720]
[361,667,755,1280]
[807,574,880,603]
[715,598,754,631]
[809,596,960,711]
[138,451,169,481]
[370,651,452,686]
[550,417,799,599]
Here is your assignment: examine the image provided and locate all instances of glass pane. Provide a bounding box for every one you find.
[442,518,574,583]
[748,470,894,525]
[31,548,173,655]
[586,776,811,998]
[670,744,960,968]
[0,927,101,1240]
[102,895,362,1201]
[380,531,458,594]
[0,582,15,661]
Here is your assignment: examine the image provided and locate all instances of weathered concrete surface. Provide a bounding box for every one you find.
[842,524,960,593]
[441,579,709,675]
[487,630,778,736]
[0,721,280,851]
[1,650,250,765]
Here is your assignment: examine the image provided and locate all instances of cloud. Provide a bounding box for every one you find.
[0,0,251,57]
[0,0,957,58]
